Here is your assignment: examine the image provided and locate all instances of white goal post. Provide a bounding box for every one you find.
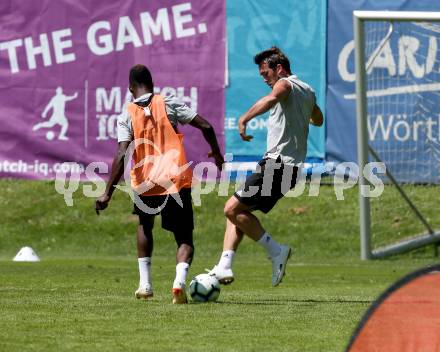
[353,11,440,260]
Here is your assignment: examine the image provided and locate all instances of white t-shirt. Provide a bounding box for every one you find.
[265,75,316,165]
[117,93,197,142]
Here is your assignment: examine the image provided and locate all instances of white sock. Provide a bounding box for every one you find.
[173,262,190,289]
[218,250,235,269]
[138,257,152,288]
[257,232,281,258]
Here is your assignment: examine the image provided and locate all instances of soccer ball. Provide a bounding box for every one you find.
[189,274,221,303]
[46,131,55,140]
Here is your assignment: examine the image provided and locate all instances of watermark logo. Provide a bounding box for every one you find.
[54,139,387,211]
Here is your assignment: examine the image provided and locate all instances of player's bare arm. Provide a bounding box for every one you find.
[310,104,324,126]
[238,79,292,141]
[189,115,224,170]
[95,141,130,214]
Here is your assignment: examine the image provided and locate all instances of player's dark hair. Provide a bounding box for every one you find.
[254,47,291,73]
[129,64,154,91]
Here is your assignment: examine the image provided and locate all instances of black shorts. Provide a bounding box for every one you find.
[133,187,194,234]
[234,157,299,214]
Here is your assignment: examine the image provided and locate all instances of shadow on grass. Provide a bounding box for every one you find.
[214,298,372,306]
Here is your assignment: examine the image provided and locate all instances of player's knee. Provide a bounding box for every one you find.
[224,202,238,221]
[177,243,194,260]
[178,242,193,250]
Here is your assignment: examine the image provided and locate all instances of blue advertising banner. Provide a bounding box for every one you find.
[327,0,440,182]
[225,0,326,161]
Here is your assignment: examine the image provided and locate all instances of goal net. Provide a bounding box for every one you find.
[354,11,440,259]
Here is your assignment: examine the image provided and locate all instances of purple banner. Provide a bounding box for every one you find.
[0,0,225,179]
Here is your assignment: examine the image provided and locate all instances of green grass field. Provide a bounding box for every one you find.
[1,179,439,351]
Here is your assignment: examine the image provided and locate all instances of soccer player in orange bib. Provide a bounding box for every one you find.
[96,65,223,304]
